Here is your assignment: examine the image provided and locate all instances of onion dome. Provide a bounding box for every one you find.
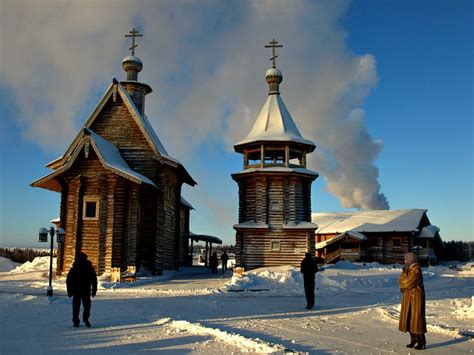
[265,67,283,94]
[122,55,143,81]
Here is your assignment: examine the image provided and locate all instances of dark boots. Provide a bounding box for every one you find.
[406,333,417,348]
[408,333,426,350]
[414,333,426,350]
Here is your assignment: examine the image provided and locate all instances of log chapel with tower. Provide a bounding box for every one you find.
[31,29,196,276]
[233,40,319,269]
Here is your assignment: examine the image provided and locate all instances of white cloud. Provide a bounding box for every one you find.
[1,0,388,217]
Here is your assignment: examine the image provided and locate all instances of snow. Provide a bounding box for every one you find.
[233,221,269,229]
[11,256,56,273]
[0,257,19,272]
[235,94,315,148]
[419,224,440,238]
[180,196,194,210]
[316,231,367,249]
[313,208,429,233]
[88,129,157,187]
[117,83,170,158]
[1,257,473,354]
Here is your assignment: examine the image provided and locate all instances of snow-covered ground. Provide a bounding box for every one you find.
[0,257,472,354]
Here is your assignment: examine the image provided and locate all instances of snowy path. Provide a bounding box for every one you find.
[0,259,472,354]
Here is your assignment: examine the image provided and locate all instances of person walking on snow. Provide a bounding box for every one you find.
[220,251,229,273]
[300,252,318,309]
[209,252,219,273]
[398,252,427,350]
[66,252,97,328]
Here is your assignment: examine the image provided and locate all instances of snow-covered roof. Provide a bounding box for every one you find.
[312,209,428,234]
[316,231,368,249]
[88,129,156,187]
[418,225,440,238]
[188,233,222,244]
[234,95,315,149]
[282,221,318,229]
[235,166,319,177]
[234,221,269,229]
[180,196,194,210]
[116,83,170,158]
[45,79,196,186]
[32,130,157,191]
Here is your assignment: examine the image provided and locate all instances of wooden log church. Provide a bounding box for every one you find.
[232,40,319,269]
[31,29,196,276]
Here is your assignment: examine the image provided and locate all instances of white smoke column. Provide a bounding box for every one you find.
[2,0,389,212]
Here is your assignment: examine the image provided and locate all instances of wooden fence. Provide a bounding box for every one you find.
[0,247,56,264]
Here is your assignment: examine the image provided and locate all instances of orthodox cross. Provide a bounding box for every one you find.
[125,27,143,56]
[265,38,283,68]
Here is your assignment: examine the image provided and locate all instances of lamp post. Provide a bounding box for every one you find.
[38,226,65,297]
[413,245,423,261]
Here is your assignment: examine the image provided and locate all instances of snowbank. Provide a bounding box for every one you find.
[226,266,303,294]
[0,257,19,272]
[155,318,285,353]
[11,256,56,273]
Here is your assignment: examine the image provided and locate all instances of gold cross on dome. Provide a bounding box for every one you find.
[125,27,143,56]
[265,38,283,68]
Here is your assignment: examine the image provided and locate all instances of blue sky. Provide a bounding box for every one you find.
[0,0,472,247]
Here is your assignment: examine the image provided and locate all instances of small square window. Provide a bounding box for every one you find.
[271,240,281,251]
[83,197,99,220]
[270,201,282,211]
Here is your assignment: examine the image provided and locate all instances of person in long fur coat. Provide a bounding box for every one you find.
[398,252,427,350]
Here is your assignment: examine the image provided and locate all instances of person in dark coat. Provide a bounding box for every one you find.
[300,252,318,309]
[66,252,97,328]
[209,252,218,273]
[220,251,229,273]
[398,252,427,350]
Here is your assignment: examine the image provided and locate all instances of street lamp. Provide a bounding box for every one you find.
[413,245,423,261]
[38,226,65,297]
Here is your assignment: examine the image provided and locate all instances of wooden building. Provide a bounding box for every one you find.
[232,41,318,270]
[312,209,443,265]
[31,32,196,276]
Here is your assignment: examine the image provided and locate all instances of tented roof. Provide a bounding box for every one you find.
[234,95,315,150]
[312,209,428,234]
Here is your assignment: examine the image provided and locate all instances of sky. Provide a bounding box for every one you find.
[0,0,472,247]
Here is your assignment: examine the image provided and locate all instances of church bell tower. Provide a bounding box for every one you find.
[232,39,319,269]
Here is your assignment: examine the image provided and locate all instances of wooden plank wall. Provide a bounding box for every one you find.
[267,177,284,226]
[61,175,82,274]
[112,178,128,269]
[317,232,412,264]
[241,231,312,268]
[156,166,181,271]
[179,208,190,266]
[138,186,158,271]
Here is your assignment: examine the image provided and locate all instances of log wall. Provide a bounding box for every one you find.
[238,230,313,268]
[54,92,191,277]
[316,232,413,264]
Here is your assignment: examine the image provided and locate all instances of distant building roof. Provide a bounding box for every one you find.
[312,209,429,234]
[189,233,222,244]
[316,231,368,249]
